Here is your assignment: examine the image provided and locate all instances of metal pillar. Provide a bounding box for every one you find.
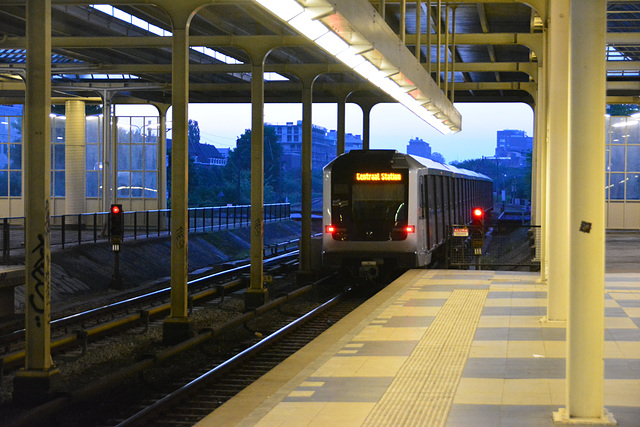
[245,53,269,309]
[337,96,346,155]
[554,0,614,424]
[14,0,60,404]
[65,100,86,216]
[100,92,113,214]
[532,30,548,284]
[163,23,194,345]
[361,103,374,150]
[297,75,316,283]
[545,0,570,321]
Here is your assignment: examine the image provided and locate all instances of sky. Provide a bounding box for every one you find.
[117,102,534,164]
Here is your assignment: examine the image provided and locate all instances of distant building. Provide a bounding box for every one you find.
[407,137,432,158]
[327,130,363,153]
[406,137,446,164]
[495,129,532,166]
[272,121,339,171]
[430,152,446,163]
[167,138,226,166]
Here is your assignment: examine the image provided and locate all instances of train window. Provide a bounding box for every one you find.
[351,182,407,223]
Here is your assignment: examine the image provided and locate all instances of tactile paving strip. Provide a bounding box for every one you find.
[362,289,489,427]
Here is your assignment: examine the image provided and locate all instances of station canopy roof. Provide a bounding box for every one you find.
[0,1,638,132]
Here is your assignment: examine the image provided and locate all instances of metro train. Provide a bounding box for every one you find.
[322,149,493,279]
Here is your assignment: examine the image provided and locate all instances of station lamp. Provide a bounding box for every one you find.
[252,0,459,134]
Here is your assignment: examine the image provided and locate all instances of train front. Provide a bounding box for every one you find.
[322,150,418,280]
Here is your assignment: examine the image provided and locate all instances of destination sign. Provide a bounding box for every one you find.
[356,172,402,182]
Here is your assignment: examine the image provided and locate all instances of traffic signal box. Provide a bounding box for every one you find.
[471,207,485,255]
[110,204,124,245]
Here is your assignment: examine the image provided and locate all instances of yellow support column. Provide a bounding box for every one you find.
[65,100,86,217]
[337,96,346,156]
[297,75,316,283]
[554,0,614,424]
[163,20,194,345]
[13,0,60,404]
[545,0,570,322]
[245,55,269,309]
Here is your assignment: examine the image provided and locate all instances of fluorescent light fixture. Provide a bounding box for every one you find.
[353,61,380,80]
[336,47,366,68]
[254,0,303,21]
[288,10,329,40]
[315,32,349,56]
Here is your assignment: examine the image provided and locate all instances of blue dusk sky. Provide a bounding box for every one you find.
[117,102,534,164]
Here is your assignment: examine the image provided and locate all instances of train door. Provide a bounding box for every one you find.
[426,174,435,249]
[442,176,450,236]
[435,175,443,244]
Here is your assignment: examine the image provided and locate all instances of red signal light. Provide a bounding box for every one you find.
[111,205,121,215]
[325,225,336,233]
[472,208,484,218]
[405,225,415,233]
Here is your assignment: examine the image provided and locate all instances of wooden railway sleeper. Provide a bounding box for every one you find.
[57,330,88,362]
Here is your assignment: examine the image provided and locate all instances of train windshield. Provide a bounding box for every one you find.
[352,183,407,224]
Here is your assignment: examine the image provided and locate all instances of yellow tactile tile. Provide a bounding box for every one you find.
[469,340,508,358]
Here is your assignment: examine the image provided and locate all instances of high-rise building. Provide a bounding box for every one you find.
[273,121,364,171]
[495,129,532,165]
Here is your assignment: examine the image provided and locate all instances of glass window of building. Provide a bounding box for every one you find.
[0,116,22,197]
[116,116,158,199]
[51,115,66,197]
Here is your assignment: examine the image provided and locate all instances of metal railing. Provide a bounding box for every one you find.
[447,222,541,271]
[0,203,290,264]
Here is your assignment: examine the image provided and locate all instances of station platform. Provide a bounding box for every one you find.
[196,269,640,427]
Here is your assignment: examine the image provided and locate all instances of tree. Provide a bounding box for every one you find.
[222,125,283,203]
[607,104,640,116]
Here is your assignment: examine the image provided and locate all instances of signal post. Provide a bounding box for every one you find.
[110,204,124,289]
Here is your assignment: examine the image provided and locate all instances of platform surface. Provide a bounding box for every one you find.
[197,269,640,427]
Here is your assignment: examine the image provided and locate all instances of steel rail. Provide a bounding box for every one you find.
[116,289,343,427]
[0,249,300,369]
[7,274,336,427]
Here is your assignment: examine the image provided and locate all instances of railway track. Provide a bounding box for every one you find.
[0,247,301,374]
[3,272,374,427]
[114,290,364,427]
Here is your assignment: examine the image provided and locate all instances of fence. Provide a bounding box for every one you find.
[447,222,541,271]
[1,203,290,264]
